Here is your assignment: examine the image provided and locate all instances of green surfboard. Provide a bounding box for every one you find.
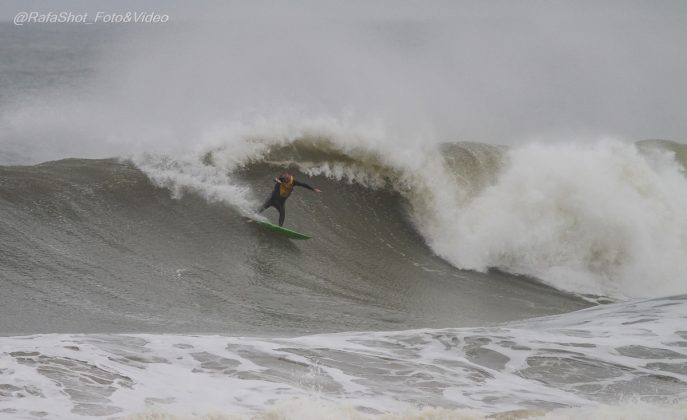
[249,219,311,240]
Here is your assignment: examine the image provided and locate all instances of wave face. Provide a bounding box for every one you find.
[0,156,588,335]
[0,295,685,419]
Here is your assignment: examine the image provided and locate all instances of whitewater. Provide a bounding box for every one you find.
[1,3,687,419]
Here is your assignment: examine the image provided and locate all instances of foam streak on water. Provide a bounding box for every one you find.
[1,296,685,419]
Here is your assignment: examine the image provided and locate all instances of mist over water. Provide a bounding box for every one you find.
[2,0,687,163]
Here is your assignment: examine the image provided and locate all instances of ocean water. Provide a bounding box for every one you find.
[1,8,686,420]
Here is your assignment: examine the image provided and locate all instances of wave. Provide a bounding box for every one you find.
[0,156,587,335]
[2,130,686,314]
[132,132,687,300]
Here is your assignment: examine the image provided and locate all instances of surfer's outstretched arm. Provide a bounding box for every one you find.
[294,179,321,193]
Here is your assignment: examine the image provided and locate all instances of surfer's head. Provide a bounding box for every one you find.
[279,172,291,183]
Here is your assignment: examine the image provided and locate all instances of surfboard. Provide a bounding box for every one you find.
[248,219,311,240]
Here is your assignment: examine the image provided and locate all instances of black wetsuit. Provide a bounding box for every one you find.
[258,178,315,226]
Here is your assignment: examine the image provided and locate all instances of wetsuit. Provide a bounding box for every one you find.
[258,176,315,226]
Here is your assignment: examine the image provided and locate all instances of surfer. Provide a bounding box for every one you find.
[258,172,321,226]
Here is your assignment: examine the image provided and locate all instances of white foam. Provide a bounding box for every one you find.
[421,140,687,299]
[0,296,685,419]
